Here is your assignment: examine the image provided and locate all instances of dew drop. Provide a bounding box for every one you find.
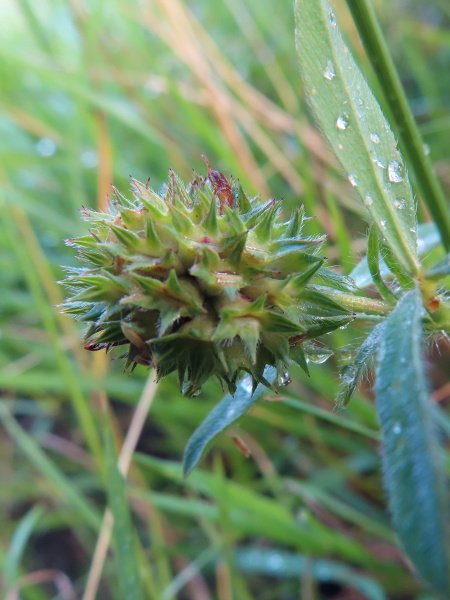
[338,143,344,150]
[307,349,334,364]
[393,423,402,435]
[423,143,430,156]
[380,219,387,229]
[329,10,337,26]
[181,382,201,397]
[388,160,405,183]
[278,371,292,387]
[267,553,284,571]
[336,114,349,130]
[410,226,417,234]
[36,138,56,157]
[348,174,358,187]
[340,364,356,383]
[370,132,381,144]
[364,194,373,207]
[80,149,98,168]
[393,198,406,209]
[375,160,386,169]
[323,60,336,80]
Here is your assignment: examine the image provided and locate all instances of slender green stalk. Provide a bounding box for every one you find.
[345,0,450,250]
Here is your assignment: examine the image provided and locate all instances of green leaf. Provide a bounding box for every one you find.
[104,413,145,600]
[137,455,377,565]
[425,253,450,281]
[351,223,440,289]
[367,227,397,302]
[235,548,387,600]
[336,320,387,407]
[3,505,44,592]
[182,366,277,476]
[375,289,450,596]
[346,0,450,251]
[294,0,419,276]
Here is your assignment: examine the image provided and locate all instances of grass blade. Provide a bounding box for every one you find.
[103,411,145,600]
[294,0,420,276]
[235,548,387,600]
[375,289,450,596]
[3,505,44,592]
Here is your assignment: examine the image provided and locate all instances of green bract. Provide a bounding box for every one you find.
[61,158,354,396]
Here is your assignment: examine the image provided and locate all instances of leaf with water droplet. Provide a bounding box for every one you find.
[182,367,277,476]
[295,0,419,276]
[336,114,349,130]
[323,59,336,80]
[376,289,450,597]
[387,160,405,183]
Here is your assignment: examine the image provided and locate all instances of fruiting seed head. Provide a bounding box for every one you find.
[60,159,353,396]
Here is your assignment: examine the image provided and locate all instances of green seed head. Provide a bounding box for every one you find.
[61,159,354,396]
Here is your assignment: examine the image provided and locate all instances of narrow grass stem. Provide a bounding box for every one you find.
[346,0,450,250]
[82,372,158,600]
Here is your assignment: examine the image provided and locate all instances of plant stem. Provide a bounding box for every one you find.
[346,0,450,251]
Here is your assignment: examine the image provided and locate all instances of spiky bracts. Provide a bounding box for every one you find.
[61,158,354,396]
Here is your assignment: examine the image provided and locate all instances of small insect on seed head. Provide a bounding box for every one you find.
[201,154,233,214]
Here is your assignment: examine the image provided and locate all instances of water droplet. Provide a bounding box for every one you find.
[410,226,417,234]
[375,160,386,169]
[323,60,336,80]
[388,160,405,183]
[181,382,201,397]
[342,44,349,54]
[278,371,292,387]
[267,553,284,571]
[370,132,381,144]
[393,198,406,209]
[423,143,430,156]
[380,219,387,229]
[338,143,344,150]
[336,114,349,130]
[80,149,98,168]
[364,194,373,207]
[36,138,56,157]
[329,10,337,26]
[340,364,356,384]
[348,174,357,187]
[307,349,334,364]
[393,423,402,435]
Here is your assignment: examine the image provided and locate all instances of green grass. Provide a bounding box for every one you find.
[1,1,449,599]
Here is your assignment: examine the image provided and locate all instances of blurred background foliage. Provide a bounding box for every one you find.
[1,0,450,598]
